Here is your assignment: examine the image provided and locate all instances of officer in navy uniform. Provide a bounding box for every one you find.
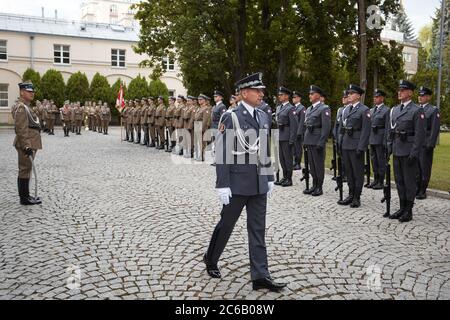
[303,85,331,196]
[257,100,273,129]
[338,84,371,208]
[368,89,390,190]
[387,80,425,222]
[274,87,298,187]
[204,72,287,292]
[416,86,440,200]
[292,91,306,171]
[333,91,349,181]
[211,90,228,129]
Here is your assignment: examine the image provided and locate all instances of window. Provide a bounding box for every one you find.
[0,84,8,107]
[110,5,118,14]
[168,90,175,97]
[162,56,175,71]
[111,49,126,67]
[0,40,7,60]
[54,44,70,64]
[403,53,412,63]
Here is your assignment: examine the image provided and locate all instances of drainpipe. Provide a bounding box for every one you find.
[30,35,34,69]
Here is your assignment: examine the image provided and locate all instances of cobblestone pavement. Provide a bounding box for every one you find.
[0,127,449,300]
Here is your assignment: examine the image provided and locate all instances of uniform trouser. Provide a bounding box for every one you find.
[128,124,134,141]
[342,149,365,198]
[417,147,434,192]
[76,120,82,133]
[394,155,419,202]
[307,145,326,187]
[279,141,293,179]
[149,124,156,143]
[102,120,109,133]
[294,136,303,165]
[16,147,36,179]
[91,116,96,130]
[142,124,149,144]
[97,118,102,132]
[134,124,141,141]
[206,193,270,281]
[370,144,386,183]
[71,121,75,132]
[47,118,55,131]
[157,126,166,145]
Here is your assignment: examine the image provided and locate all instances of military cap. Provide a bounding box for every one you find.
[213,90,224,98]
[234,72,266,90]
[374,89,386,97]
[157,96,164,100]
[187,95,198,100]
[347,84,365,95]
[177,94,186,101]
[277,86,292,96]
[309,85,324,96]
[18,81,35,92]
[418,86,432,96]
[230,95,237,100]
[169,96,176,101]
[342,90,349,98]
[198,94,211,100]
[292,91,301,98]
[398,79,416,91]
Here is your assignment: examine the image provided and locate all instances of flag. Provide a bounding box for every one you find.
[116,83,125,113]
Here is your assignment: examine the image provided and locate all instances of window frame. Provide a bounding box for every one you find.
[111,48,126,68]
[53,44,71,65]
[162,56,175,71]
[0,83,9,108]
[0,40,7,61]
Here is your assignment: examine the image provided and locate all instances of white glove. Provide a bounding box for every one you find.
[267,182,275,198]
[216,188,232,206]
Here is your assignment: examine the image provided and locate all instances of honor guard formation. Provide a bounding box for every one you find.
[12,75,441,291]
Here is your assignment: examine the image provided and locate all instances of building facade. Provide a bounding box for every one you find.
[0,12,186,124]
[81,0,139,28]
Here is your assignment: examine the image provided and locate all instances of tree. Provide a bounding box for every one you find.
[392,2,415,41]
[66,72,90,103]
[41,69,65,107]
[90,73,111,103]
[22,68,42,103]
[125,75,149,100]
[148,78,169,98]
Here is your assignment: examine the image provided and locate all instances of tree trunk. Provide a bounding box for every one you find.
[234,0,247,80]
[277,0,289,86]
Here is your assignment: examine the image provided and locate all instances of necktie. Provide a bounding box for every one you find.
[349,105,353,113]
[400,104,404,111]
[253,110,259,127]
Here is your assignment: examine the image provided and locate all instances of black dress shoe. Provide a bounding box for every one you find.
[372,182,384,190]
[416,193,427,200]
[338,195,353,205]
[389,208,404,219]
[350,198,361,208]
[274,178,286,186]
[281,179,293,187]
[399,211,413,223]
[203,254,221,278]
[252,277,287,292]
[20,196,41,205]
[303,186,315,195]
[383,212,390,218]
[368,181,378,188]
[311,187,323,196]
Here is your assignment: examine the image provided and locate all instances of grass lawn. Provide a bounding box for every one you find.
[324,132,450,192]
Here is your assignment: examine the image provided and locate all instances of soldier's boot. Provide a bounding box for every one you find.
[372,176,384,190]
[303,180,316,194]
[389,199,406,219]
[350,195,361,208]
[18,178,41,205]
[399,201,413,223]
[275,171,287,186]
[416,182,427,200]
[368,175,378,188]
[311,184,324,196]
[135,132,141,144]
[338,194,353,205]
[51,129,55,135]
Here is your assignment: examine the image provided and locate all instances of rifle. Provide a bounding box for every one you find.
[300,146,310,190]
[381,149,391,216]
[331,138,337,181]
[364,149,371,187]
[335,145,343,202]
[275,169,280,184]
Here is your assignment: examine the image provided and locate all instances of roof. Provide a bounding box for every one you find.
[0,13,139,42]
